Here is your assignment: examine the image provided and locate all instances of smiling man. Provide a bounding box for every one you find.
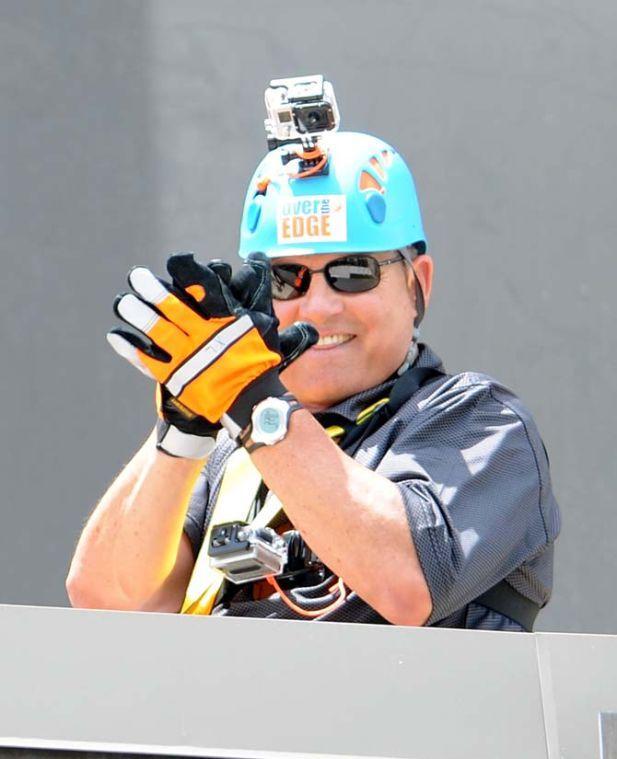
[67,131,560,630]
[271,248,431,411]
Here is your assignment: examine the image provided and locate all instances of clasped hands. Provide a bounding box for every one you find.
[107,252,317,458]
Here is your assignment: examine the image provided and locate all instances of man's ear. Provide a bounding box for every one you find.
[409,254,434,308]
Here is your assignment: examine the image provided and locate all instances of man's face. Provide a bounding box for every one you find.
[273,251,434,410]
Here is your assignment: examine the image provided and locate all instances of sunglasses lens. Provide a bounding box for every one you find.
[271,264,310,300]
[326,256,380,293]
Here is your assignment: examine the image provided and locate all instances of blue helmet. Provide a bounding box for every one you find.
[238,131,426,259]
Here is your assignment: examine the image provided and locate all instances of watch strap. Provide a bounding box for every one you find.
[240,393,302,453]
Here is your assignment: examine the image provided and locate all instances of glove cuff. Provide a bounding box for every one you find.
[156,420,216,460]
[221,369,287,439]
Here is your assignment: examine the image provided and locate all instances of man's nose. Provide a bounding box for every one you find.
[296,272,345,322]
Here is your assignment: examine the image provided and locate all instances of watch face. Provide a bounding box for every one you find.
[258,407,283,434]
[251,397,290,445]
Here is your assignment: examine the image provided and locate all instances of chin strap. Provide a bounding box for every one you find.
[396,341,419,376]
[414,275,426,328]
[396,251,426,378]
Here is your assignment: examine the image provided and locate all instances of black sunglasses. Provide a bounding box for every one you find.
[271,252,404,301]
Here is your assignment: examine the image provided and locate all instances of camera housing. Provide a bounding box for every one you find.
[208,522,288,584]
[264,74,340,149]
[208,522,323,586]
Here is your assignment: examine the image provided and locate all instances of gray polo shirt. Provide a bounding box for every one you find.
[184,343,560,630]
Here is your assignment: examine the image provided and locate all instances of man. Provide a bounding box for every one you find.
[67,131,560,630]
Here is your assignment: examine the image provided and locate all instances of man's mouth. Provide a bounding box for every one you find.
[312,333,355,350]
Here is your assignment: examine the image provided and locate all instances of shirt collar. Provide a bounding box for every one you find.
[314,342,445,424]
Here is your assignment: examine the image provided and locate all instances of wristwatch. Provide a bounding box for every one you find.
[239,394,302,453]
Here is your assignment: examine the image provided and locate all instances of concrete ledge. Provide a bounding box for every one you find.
[0,605,615,758]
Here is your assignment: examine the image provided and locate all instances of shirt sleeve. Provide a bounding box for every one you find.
[376,375,559,625]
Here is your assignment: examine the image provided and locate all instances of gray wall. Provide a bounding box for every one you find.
[1,0,615,633]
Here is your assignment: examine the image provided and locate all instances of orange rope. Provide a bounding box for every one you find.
[267,575,347,618]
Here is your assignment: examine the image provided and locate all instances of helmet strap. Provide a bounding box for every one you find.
[396,340,419,376]
[394,255,426,376]
[413,275,426,328]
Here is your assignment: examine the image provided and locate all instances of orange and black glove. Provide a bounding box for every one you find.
[107,252,316,458]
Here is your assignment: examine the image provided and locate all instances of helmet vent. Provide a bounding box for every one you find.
[359,171,383,192]
[246,196,264,232]
[358,151,395,224]
[365,192,386,223]
[358,150,394,193]
[380,149,394,167]
[369,157,386,180]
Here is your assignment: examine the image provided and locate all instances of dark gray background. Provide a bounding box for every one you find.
[1,0,615,633]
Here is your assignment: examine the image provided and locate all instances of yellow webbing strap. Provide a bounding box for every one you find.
[181,414,383,615]
[355,398,389,426]
[181,448,260,614]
